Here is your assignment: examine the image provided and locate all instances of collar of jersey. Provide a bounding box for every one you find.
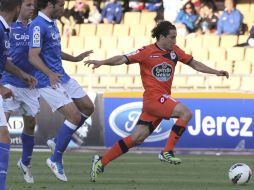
[38,11,54,23]
[155,43,167,51]
[0,16,10,30]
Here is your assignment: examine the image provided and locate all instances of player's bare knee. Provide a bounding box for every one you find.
[80,103,95,116]
[24,125,35,135]
[88,103,95,115]
[23,116,36,133]
[0,127,10,144]
[133,134,146,145]
[25,120,36,130]
[133,138,143,145]
[69,113,82,126]
[185,109,193,121]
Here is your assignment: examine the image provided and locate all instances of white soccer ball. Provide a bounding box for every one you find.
[228,163,252,184]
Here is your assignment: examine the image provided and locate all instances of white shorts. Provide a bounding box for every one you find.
[3,84,40,117]
[0,95,7,127]
[39,78,86,112]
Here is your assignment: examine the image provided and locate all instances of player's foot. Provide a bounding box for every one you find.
[47,138,64,163]
[46,158,67,182]
[158,151,182,165]
[47,138,56,152]
[17,159,34,184]
[90,155,104,182]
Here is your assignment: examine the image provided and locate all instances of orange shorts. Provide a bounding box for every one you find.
[138,94,179,129]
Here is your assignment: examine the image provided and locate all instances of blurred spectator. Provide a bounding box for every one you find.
[128,0,145,12]
[67,0,90,24]
[61,0,90,36]
[195,3,218,34]
[191,0,217,13]
[190,0,202,13]
[101,0,123,23]
[200,0,217,11]
[175,1,199,35]
[216,0,243,35]
[145,0,162,11]
[85,2,102,24]
[234,26,254,47]
[163,0,185,23]
[154,3,164,22]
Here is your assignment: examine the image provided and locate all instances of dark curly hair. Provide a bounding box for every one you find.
[151,21,176,40]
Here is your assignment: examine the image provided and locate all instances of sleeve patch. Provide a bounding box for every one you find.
[32,26,40,47]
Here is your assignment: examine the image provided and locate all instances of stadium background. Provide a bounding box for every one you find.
[8,0,254,151]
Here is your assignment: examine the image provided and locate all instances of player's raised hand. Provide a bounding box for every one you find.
[84,60,103,69]
[216,70,229,78]
[0,86,13,99]
[48,72,62,89]
[75,50,93,62]
[22,73,38,89]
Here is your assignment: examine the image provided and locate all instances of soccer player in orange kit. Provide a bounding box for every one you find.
[85,21,229,182]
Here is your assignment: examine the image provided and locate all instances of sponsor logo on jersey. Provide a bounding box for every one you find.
[50,32,60,40]
[109,102,174,142]
[152,62,173,81]
[14,33,29,41]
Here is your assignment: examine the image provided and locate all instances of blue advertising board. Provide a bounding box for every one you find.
[104,92,254,149]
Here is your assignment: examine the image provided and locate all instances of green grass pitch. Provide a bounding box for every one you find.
[7,151,254,190]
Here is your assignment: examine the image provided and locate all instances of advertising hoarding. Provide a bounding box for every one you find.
[104,92,254,149]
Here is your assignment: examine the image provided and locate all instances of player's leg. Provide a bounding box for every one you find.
[49,102,81,182]
[0,127,10,190]
[142,95,192,164]
[159,102,192,164]
[91,113,161,182]
[47,79,94,151]
[73,95,94,127]
[39,86,82,181]
[90,124,150,182]
[65,78,94,128]
[5,86,40,183]
[0,96,10,190]
[22,116,36,165]
[16,115,36,183]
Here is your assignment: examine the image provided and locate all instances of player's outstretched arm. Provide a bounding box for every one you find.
[188,59,229,78]
[5,59,37,88]
[61,50,93,62]
[84,55,128,69]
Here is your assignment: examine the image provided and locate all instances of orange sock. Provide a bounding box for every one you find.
[163,119,187,152]
[101,136,135,166]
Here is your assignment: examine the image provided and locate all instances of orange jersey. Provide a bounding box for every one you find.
[125,43,193,99]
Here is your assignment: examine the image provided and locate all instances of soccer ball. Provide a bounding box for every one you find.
[228,163,252,184]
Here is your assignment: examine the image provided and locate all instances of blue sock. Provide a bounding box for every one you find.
[51,120,77,163]
[52,113,87,143]
[21,133,34,166]
[0,142,10,190]
[77,113,88,128]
